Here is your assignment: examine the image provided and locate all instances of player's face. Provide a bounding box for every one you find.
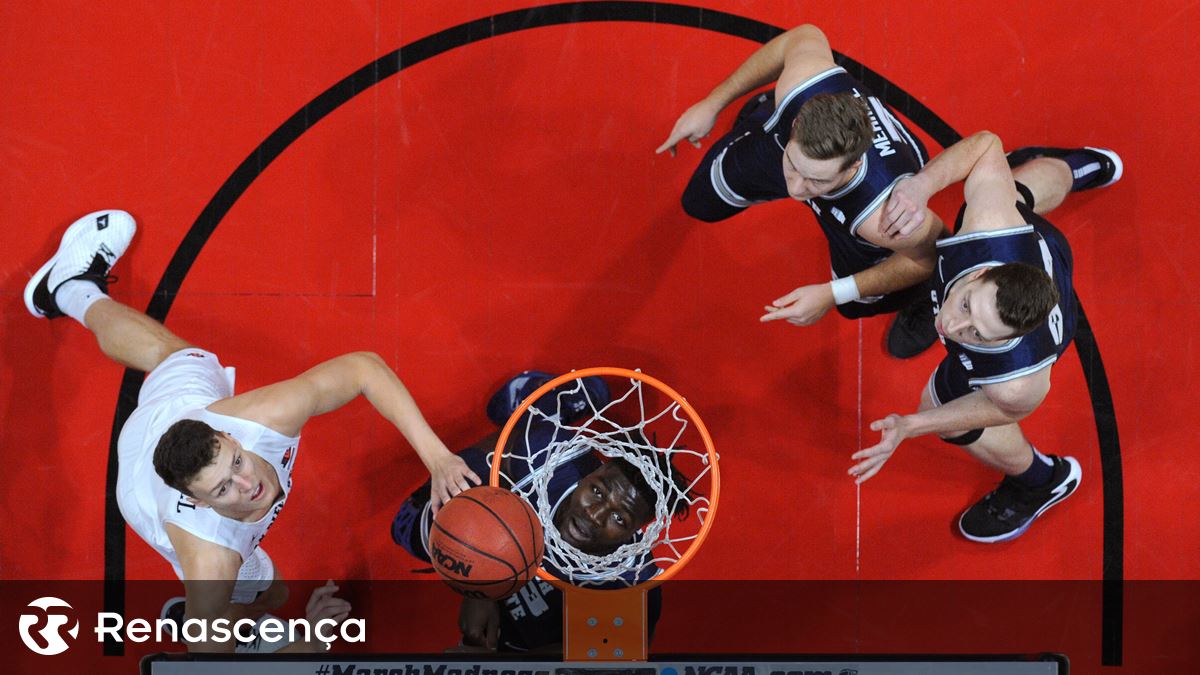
[782,142,859,200]
[555,463,653,555]
[936,273,1016,347]
[187,434,274,516]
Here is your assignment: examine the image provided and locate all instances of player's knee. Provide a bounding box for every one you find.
[148,338,193,370]
[941,428,984,446]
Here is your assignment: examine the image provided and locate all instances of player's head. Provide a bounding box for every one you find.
[936,263,1060,346]
[553,455,689,556]
[153,419,274,515]
[783,92,872,200]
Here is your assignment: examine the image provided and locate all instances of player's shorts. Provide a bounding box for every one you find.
[927,355,974,407]
[118,348,234,463]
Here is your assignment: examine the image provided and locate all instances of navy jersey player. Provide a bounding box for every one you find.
[656,24,944,358]
[24,212,477,651]
[849,131,1122,542]
[392,371,675,652]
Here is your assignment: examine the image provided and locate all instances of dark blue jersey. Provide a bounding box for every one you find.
[759,66,928,281]
[392,423,660,652]
[933,203,1076,387]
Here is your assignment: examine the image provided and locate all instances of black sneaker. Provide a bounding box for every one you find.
[959,455,1082,543]
[25,210,136,318]
[160,596,186,623]
[1006,146,1123,190]
[886,296,938,358]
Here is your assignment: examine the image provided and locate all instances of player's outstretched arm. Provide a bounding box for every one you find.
[850,369,1051,483]
[168,524,254,653]
[882,131,1025,237]
[656,24,835,156]
[209,351,479,512]
[761,203,944,327]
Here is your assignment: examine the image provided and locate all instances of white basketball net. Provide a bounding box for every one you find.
[490,372,715,588]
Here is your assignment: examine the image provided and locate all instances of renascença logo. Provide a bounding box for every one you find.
[18,597,79,655]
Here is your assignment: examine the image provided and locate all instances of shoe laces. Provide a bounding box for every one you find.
[982,478,1037,521]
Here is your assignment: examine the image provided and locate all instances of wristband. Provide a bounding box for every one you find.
[830,276,861,305]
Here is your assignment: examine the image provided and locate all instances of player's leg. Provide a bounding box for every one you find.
[679,92,786,223]
[1006,146,1123,215]
[85,300,192,373]
[26,209,193,373]
[925,363,1081,543]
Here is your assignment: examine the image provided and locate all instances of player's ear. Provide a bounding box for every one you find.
[184,495,211,509]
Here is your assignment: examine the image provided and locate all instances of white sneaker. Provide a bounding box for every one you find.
[25,210,136,318]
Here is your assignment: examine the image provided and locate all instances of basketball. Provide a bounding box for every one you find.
[429,486,545,600]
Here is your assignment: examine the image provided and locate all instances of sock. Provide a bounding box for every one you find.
[1058,149,1110,192]
[54,279,108,326]
[1012,447,1055,488]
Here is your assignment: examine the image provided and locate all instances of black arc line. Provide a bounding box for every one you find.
[101,2,1123,664]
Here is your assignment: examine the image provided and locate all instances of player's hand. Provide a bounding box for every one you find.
[880,175,932,239]
[429,451,481,516]
[655,100,721,157]
[759,283,835,326]
[850,414,910,484]
[454,598,500,652]
[303,580,351,651]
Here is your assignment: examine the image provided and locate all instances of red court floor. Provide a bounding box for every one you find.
[1,1,1196,672]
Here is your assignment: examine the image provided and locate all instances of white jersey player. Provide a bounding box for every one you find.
[26,210,480,651]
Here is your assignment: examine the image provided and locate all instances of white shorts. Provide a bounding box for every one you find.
[118,348,235,466]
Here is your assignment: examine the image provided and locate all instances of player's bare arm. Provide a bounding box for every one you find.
[885,131,1025,237]
[760,201,941,327]
[167,523,246,653]
[851,368,1052,483]
[208,351,479,511]
[656,24,835,156]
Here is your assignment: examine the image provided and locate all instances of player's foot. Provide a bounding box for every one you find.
[958,455,1081,543]
[160,596,186,624]
[548,373,610,422]
[886,296,938,358]
[487,371,611,425]
[25,209,136,319]
[486,371,554,425]
[1006,146,1123,191]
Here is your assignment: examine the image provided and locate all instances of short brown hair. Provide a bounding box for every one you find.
[790,92,873,171]
[153,419,221,496]
[979,263,1060,336]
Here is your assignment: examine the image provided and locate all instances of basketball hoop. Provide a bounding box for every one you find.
[490,367,720,660]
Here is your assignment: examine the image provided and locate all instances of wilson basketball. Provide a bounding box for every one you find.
[429,486,545,600]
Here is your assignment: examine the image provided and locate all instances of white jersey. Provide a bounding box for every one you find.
[116,349,299,593]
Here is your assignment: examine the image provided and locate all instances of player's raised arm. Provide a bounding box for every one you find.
[885,131,1024,236]
[209,351,479,512]
[656,24,834,156]
[850,368,1052,484]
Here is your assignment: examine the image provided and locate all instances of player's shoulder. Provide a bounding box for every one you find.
[979,361,1053,407]
[775,27,839,101]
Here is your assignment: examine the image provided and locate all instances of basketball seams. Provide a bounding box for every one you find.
[429,520,520,577]
[458,491,533,573]
[429,486,544,600]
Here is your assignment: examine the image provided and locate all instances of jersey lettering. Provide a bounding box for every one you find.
[1048,305,1064,345]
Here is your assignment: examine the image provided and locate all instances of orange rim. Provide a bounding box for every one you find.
[490,367,720,593]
